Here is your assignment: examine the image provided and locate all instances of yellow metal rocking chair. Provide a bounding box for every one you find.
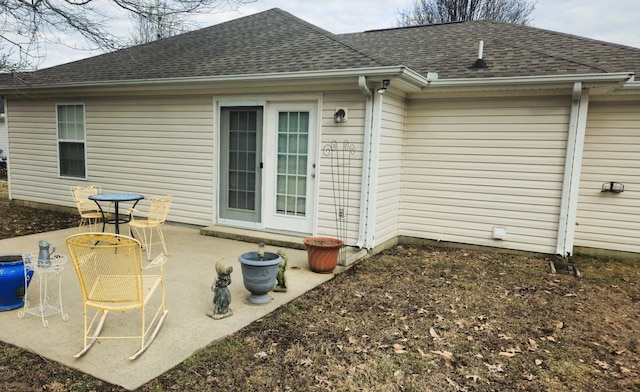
[65,232,168,360]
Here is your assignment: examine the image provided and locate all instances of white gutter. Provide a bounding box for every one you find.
[619,80,640,90]
[7,66,432,91]
[356,76,372,248]
[556,82,589,256]
[426,72,633,89]
[365,83,385,249]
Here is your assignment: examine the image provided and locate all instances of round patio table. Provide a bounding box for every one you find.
[89,193,144,234]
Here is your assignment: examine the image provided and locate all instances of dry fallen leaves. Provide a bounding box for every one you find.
[528,339,539,351]
[254,351,268,360]
[298,358,314,367]
[522,372,535,381]
[431,350,454,360]
[499,346,522,357]
[485,363,505,373]
[393,343,408,354]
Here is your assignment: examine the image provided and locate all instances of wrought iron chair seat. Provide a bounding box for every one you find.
[128,195,173,260]
[70,185,112,232]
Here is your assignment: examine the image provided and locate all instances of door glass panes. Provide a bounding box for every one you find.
[228,110,257,211]
[276,111,309,216]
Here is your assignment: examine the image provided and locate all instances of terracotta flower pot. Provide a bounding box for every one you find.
[303,237,343,274]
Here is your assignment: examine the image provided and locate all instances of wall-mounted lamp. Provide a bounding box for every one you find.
[601,182,624,193]
[377,79,390,94]
[334,108,348,123]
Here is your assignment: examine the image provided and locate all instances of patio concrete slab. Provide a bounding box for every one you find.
[0,225,347,390]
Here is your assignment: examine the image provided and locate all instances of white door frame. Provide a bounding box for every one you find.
[263,101,320,234]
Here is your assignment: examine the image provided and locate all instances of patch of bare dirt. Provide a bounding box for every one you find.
[1,199,640,391]
[0,200,78,240]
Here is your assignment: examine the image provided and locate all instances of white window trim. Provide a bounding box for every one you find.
[56,103,88,179]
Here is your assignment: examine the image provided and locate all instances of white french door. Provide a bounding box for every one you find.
[263,102,317,234]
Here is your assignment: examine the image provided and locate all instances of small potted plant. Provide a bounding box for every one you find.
[303,237,343,274]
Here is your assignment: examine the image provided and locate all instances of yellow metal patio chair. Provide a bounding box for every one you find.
[70,185,110,232]
[65,232,168,360]
[128,195,173,260]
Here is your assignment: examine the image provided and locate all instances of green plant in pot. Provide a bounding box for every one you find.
[303,237,343,274]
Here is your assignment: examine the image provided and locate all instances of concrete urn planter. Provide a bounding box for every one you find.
[238,251,282,305]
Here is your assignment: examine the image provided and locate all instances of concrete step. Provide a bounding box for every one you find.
[200,225,368,267]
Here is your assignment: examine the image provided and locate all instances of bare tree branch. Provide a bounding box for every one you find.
[0,0,256,72]
[397,0,536,27]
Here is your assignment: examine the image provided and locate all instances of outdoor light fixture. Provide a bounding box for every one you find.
[334,108,348,123]
[377,79,390,94]
[601,182,624,193]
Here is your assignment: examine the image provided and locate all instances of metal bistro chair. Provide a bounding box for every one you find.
[65,233,168,360]
[70,185,111,232]
[128,195,173,260]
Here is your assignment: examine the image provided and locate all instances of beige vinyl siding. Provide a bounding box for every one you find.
[9,96,215,226]
[315,93,366,245]
[400,96,571,254]
[574,100,640,253]
[7,101,60,201]
[373,90,406,246]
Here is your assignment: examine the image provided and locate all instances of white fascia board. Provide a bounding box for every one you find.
[619,80,640,90]
[424,72,634,92]
[7,66,431,93]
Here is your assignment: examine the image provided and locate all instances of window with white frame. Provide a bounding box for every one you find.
[57,104,86,178]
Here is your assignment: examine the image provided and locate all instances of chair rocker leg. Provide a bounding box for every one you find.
[74,310,109,358]
[129,309,169,360]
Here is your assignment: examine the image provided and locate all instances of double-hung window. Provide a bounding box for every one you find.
[57,104,86,178]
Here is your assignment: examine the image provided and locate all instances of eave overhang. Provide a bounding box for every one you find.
[0,66,431,98]
[413,72,636,98]
[1,67,636,99]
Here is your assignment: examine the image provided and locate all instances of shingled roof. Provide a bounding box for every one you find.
[6,8,640,87]
[339,20,640,79]
[16,8,382,86]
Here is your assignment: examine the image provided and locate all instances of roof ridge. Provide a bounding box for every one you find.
[271,8,387,68]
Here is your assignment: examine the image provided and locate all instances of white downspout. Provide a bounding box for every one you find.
[357,76,372,248]
[365,84,385,249]
[556,82,589,256]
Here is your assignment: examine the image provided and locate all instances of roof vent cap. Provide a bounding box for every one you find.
[471,40,487,69]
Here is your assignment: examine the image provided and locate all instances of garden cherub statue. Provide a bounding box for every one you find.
[207,259,233,320]
[273,248,288,292]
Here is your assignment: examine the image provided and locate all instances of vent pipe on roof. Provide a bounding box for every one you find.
[471,40,487,69]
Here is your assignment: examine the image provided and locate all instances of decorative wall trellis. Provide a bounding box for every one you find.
[322,140,355,263]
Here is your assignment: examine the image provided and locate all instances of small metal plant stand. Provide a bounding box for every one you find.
[322,140,355,264]
[18,253,69,327]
